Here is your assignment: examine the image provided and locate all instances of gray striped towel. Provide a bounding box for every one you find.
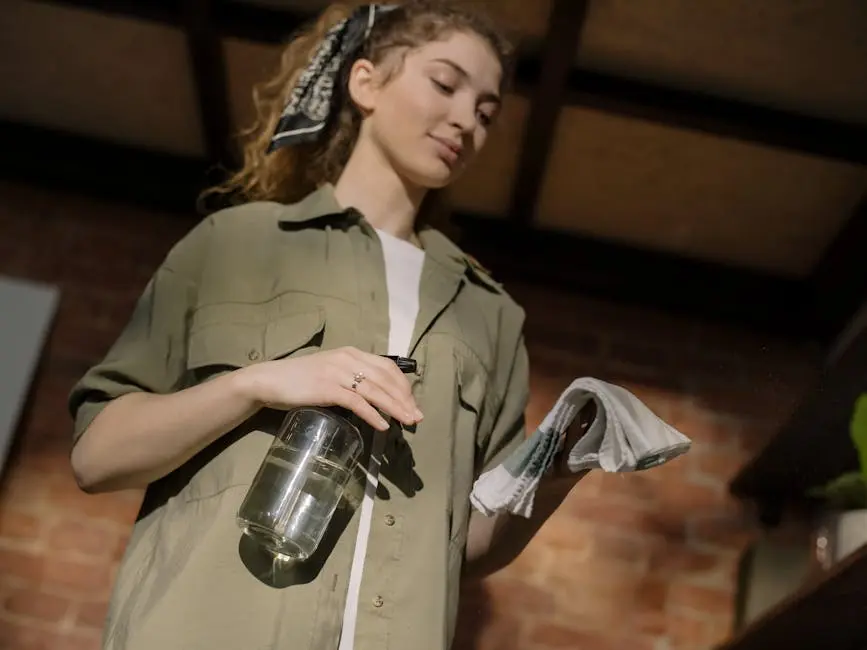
[469,377,692,518]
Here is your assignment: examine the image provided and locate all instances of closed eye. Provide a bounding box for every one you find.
[432,79,455,95]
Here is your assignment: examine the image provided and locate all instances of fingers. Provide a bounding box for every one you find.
[334,389,390,431]
[351,373,416,426]
[340,349,423,422]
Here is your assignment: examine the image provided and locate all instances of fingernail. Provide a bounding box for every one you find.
[377,417,389,430]
[415,409,424,421]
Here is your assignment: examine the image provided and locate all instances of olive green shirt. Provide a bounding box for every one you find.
[68,185,529,650]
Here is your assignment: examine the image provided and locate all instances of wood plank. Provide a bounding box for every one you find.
[508,0,589,225]
[37,0,867,165]
[182,0,236,167]
[717,544,867,650]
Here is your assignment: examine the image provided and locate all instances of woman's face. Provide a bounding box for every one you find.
[351,30,503,189]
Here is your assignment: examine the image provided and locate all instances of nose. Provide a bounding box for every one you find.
[448,96,477,134]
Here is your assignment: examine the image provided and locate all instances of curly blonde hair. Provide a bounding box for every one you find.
[202,0,513,210]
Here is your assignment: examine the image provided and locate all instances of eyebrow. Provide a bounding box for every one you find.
[430,58,501,105]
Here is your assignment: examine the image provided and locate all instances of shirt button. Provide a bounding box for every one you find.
[384,514,395,526]
[372,596,384,608]
[247,349,261,361]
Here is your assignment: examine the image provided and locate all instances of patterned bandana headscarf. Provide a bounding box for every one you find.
[267,3,398,153]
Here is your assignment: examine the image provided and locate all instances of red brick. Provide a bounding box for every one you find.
[0,548,43,585]
[0,509,41,541]
[0,625,103,650]
[13,443,76,479]
[74,600,108,632]
[495,534,554,579]
[667,402,743,449]
[45,482,140,527]
[597,473,661,504]
[0,620,60,650]
[483,576,557,617]
[648,543,725,577]
[589,527,657,569]
[664,610,724,649]
[42,558,115,597]
[656,479,725,515]
[113,533,131,562]
[688,510,758,552]
[566,494,688,543]
[528,621,656,650]
[3,587,71,623]
[668,582,733,616]
[530,512,594,554]
[0,468,50,513]
[453,610,523,650]
[45,519,119,559]
[689,448,749,485]
[54,634,102,650]
[564,495,653,531]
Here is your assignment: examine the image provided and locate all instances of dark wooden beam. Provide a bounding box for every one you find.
[0,118,820,342]
[808,196,867,340]
[182,0,235,168]
[0,120,210,215]
[34,0,867,165]
[455,213,814,341]
[540,67,867,167]
[508,0,589,225]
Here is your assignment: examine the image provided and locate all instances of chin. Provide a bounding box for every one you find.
[403,159,462,190]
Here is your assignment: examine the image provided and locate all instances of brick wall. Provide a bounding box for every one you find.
[0,181,822,650]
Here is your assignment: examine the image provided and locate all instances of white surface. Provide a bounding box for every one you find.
[0,275,60,477]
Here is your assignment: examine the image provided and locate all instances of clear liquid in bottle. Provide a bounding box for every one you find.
[238,441,351,560]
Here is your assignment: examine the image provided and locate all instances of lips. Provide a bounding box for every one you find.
[430,136,462,165]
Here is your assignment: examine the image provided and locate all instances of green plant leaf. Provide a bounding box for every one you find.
[813,472,867,510]
[851,393,867,477]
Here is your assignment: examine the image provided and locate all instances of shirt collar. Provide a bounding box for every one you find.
[276,184,502,294]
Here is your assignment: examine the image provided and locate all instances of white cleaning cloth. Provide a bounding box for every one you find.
[469,377,692,517]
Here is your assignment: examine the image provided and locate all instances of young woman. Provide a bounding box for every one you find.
[69,2,589,649]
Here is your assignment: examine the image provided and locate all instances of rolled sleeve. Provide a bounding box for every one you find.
[68,219,211,444]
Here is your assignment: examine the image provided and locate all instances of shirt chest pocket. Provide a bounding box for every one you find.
[185,305,326,380]
[178,305,327,501]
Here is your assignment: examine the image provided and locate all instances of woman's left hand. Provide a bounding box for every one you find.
[549,400,597,478]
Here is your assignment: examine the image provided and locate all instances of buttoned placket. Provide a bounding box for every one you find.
[337,220,395,650]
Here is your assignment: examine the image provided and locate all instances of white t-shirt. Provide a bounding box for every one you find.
[337,228,425,650]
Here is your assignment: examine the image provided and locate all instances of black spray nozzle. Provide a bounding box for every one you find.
[382,355,417,374]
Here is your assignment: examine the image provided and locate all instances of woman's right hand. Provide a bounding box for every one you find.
[237,347,424,431]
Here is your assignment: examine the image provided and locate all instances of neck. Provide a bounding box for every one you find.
[333,138,426,242]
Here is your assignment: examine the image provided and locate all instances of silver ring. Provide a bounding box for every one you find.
[350,371,365,391]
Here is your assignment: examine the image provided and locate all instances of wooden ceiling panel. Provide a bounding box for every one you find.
[536,107,867,277]
[457,0,553,40]
[0,1,204,157]
[224,37,283,136]
[228,0,552,39]
[577,0,867,125]
[447,94,529,215]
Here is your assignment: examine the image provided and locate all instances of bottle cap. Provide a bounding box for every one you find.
[382,355,418,374]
